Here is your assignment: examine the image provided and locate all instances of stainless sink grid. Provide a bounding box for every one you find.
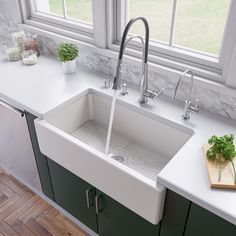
[71,120,168,181]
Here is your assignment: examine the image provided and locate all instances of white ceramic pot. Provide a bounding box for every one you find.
[62,59,77,74]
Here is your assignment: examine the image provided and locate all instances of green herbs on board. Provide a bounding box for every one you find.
[207,134,236,184]
[57,43,79,62]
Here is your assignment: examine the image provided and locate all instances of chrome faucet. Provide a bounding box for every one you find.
[173,69,199,120]
[111,17,163,104]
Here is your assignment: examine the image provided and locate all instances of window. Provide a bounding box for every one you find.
[20,0,236,84]
[128,0,230,57]
[35,0,93,25]
[22,0,94,44]
[114,0,233,77]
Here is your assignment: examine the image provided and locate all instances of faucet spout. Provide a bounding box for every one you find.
[111,17,149,92]
[111,17,163,103]
[173,69,194,101]
[173,69,199,120]
[119,17,149,63]
[111,60,122,90]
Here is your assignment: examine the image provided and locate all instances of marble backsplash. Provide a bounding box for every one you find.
[1,0,236,120]
[0,0,19,44]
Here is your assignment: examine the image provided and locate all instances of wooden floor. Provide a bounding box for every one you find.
[0,169,89,236]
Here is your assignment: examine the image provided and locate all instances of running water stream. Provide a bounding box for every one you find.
[105,90,118,155]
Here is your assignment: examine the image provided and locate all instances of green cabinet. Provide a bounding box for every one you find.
[47,159,160,236]
[96,190,160,236]
[25,112,54,200]
[184,203,236,236]
[47,159,98,233]
[159,190,236,236]
[160,190,190,236]
[41,157,236,236]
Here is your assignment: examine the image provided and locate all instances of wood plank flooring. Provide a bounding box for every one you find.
[0,169,89,236]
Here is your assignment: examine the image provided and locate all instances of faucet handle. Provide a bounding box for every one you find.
[189,99,199,113]
[149,88,165,99]
[104,78,110,89]
[120,83,128,96]
[156,88,165,98]
[183,99,199,120]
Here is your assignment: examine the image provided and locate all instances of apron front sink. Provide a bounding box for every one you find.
[35,88,193,224]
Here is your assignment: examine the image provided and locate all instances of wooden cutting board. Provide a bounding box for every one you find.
[203,144,236,190]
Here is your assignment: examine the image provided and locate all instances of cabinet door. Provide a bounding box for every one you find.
[96,190,160,236]
[160,190,191,236]
[47,159,98,233]
[184,203,236,236]
[25,112,54,200]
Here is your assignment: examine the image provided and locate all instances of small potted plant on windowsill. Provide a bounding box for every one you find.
[57,43,79,74]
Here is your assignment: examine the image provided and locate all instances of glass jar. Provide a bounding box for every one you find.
[4,41,21,62]
[21,50,38,65]
[23,33,40,56]
[12,31,26,51]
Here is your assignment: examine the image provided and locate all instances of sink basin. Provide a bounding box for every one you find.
[35,88,193,224]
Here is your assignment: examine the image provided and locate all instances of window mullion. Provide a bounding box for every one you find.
[62,0,67,19]
[222,1,236,86]
[116,0,127,42]
[92,0,107,48]
[19,0,32,21]
[169,0,178,46]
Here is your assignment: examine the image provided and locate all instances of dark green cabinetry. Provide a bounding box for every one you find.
[96,190,160,236]
[159,191,236,236]
[160,190,190,236]
[184,203,236,236]
[47,159,98,232]
[25,112,54,200]
[47,160,160,236]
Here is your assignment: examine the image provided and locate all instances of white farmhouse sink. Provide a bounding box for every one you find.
[35,88,193,224]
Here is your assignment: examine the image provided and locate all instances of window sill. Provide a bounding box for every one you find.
[19,23,236,99]
[22,19,94,45]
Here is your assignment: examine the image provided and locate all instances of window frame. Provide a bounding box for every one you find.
[110,0,236,83]
[29,0,93,33]
[19,0,236,85]
[19,0,107,47]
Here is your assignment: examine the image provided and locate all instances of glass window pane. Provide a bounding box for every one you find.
[174,0,230,55]
[129,0,173,43]
[66,0,93,24]
[35,0,64,17]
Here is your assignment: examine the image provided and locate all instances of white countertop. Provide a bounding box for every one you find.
[0,54,110,118]
[1,53,236,225]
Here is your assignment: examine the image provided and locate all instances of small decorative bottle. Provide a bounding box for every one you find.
[4,41,21,61]
[23,33,40,56]
[12,31,26,52]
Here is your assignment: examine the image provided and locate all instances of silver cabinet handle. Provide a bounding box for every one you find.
[0,98,24,117]
[85,188,94,208]
[95,194,102,214]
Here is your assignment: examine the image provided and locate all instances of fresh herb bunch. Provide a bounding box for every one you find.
[207,134,236,184]
[57,43,79,62]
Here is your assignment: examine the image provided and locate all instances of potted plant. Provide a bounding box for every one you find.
[57,43,79,74]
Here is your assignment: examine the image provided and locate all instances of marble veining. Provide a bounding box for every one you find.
[0,2,236,120]
[0,0,19,44]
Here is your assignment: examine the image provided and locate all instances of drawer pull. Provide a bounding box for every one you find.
[85,188,94,208]
[0,98,24,117]
[95,194,102,214]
